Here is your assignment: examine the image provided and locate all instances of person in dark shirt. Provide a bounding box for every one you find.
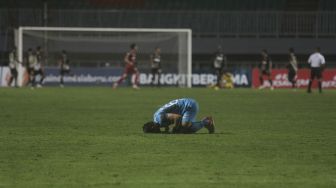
[150,47,162,86]
[258,49,273,90]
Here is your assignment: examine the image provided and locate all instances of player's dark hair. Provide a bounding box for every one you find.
[130,43,137,49]
[289,48,294,53]
[143,121,160,133]
[36,46,41,50]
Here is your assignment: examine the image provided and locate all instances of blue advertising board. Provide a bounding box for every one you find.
[42,67,252,87]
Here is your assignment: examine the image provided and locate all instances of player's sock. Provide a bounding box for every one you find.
[117,76,125,84]
[60,76,64,85]
[307,80,312,92]
[269,79,273,86]
[318,81,322,93]
[259,77,263,85]
[135,73,139,85]
[40,76,44,84]
[190,120,206,132]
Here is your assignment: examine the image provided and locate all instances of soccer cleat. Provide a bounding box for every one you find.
[258,85,265,90]
[36,84,42,88]
[270,86,274,91]
[132,84,140,89]
[203,116,215,134]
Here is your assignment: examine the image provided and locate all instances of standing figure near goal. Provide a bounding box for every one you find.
[113,43,140,89]
[213,46,227,88]
[258,49,274,90]
[7,47,19,87]
[287,48,298,89]
[59,50,71,87]
[26,48,36,87]
[307,47,325,93]
[32,46,45,88]
[150,47,162,86]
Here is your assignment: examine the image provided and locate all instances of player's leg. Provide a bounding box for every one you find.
[7,70,14,86]
[216,68,221,87]
[307,68,315,93]
[60,70,64,87]
[31,70,37,87]
[151,68,156,86]
[181,102,215,134]
[25,68,32,86]
[317,68,323,93]
[113,73,128,88]
[258,69,264,89]
[267,71,274,90]
[132,68,140,89]
[157,69,162,87]
[13,69,18,87]
[35,70,43,88]
[39,69,45,85]
[289,71,297,89]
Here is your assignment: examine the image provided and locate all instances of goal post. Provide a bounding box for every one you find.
[16,26,192,87]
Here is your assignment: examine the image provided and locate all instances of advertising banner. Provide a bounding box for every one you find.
[252,68,336,88]
[40,67,252,87]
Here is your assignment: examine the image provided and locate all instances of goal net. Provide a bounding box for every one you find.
[16,27,192,87]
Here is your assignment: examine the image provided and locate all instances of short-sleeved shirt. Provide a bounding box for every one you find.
[259,55,271,70]
[308,52,325,68]
[214,53,225,69]
[153,98,199,127]
[151,53,161,69]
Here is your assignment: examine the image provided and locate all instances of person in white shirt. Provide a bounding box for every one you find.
[307,47,325,93]
[8,47,19,87]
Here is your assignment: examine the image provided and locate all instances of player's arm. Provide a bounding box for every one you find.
[307,56,312,67]
[124,53,132,65]
[165,113,182,127]
[166,113,194,127]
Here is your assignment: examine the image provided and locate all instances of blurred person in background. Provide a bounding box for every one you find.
[150,47,162,87]
[258,49,274,90]
[32,46,45,88]
[307,47,325,93]
[213,45,227,89]
[7,47,19,87]
[25,48,36,87]
[59,50,71,87]
[113,43,140,89]
[287,48,298,89]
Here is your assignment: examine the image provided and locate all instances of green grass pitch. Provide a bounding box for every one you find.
[0,87,336,188]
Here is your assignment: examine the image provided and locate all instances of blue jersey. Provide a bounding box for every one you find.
[153,98,199,127]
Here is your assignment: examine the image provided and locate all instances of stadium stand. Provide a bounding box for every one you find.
[0,0,336,69]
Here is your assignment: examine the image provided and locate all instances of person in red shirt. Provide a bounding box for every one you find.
[113,43,140,89]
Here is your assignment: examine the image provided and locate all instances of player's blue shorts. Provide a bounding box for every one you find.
[181,101,198,124]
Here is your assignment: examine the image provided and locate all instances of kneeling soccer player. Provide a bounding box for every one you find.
[143,98,215,134]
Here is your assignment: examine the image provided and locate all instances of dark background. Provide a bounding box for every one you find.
[1,0,335,72]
